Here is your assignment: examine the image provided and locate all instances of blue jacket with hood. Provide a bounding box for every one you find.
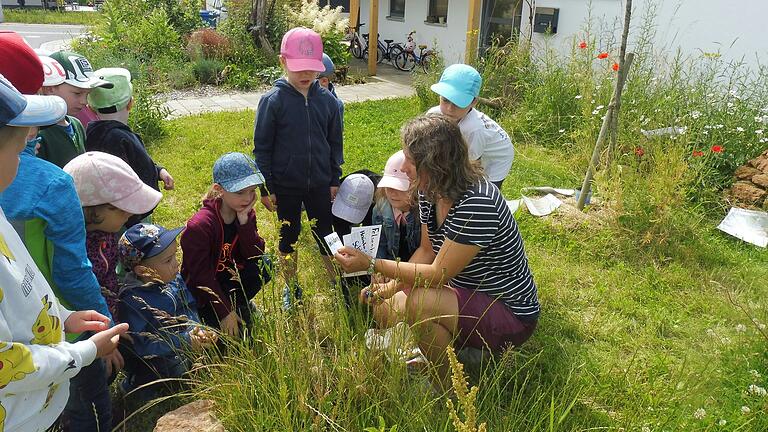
[0,140,112,322]
[253,78,344,194]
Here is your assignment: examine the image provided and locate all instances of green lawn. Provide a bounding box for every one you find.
[4,9,103,25]
[139,97,768,431]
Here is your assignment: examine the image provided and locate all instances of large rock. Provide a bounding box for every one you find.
[729,181,767,205]
[735,165,762,180]
[752,174,768,189]
[154,400,226,432]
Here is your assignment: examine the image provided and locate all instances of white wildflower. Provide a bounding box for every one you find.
[641,427,650,432]
[749,369,761,379]
[736,324,747,332]
[720,336,731,344]
[559,129,566,133]
[747,384,767,396]
[736,127,745,132]
[595,105,605,110]
[592,110,599,115]
[741,406,751,414]
[691,110,702,119]
[760,323,767,330]
[718,419,727,426]
[761,138,768,143]
[693,408,706,419]
[756,130,764,135]
[575,95,583,99]
[756,116,764,123]
[706,328,716,337]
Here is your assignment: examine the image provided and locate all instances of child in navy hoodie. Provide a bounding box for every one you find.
[253,27,344,310]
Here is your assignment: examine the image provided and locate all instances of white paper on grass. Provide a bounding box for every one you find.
[717,207,768,248]
[522,194,562,217]
[325,225,383,277]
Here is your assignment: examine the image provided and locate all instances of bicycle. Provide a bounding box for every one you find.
[363,35,404,64]
[394,41,435,72]
[347,23,367,59]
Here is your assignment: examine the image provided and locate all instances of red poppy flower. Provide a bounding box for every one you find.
[597,52,609,59]
[612,62,619,71]
[634,147,645,157]
[692,150,704,157]
[711,145,724,153]
[578,41,588,49]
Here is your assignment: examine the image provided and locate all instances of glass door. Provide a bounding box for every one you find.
[481,0,523,48]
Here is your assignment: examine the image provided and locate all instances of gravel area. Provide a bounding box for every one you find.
[155,84,268,101]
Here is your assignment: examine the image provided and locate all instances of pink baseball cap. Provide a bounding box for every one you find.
[63,151,162,215]
[377,150,411,191]
[280,27,325,72]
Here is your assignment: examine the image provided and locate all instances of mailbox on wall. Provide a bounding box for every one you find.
[533,7,559,33]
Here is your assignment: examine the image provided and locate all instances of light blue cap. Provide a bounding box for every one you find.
[430,64,482,109]
[319,53,335,78]
[213,152,264,192]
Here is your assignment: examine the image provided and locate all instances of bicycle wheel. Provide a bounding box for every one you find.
[387,45,404,64]
[421,52,435,73]
[376,46,385,64]
[394,51,416,72]
[350,39,364,59]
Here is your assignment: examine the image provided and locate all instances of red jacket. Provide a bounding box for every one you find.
[180,198,266,318]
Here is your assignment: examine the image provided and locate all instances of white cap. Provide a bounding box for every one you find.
[332,174,375,224]
[38,55,67,87]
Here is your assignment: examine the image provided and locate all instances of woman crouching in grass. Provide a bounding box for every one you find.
[334,114,539,389]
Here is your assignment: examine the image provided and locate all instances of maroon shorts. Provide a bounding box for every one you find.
[452,287,537,351]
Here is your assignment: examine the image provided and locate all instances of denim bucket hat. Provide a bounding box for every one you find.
[213,152,264,192]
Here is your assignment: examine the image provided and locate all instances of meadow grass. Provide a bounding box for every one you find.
[139,97,768,431]
[3,9,103,26]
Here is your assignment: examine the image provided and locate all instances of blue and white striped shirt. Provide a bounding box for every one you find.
[419,179,539,320]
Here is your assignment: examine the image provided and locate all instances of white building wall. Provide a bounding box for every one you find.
[521,0,768,71]
[358,0,471,65]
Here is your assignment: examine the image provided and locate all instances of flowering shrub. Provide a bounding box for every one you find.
[187,28,232,60]
[285,0,350,68]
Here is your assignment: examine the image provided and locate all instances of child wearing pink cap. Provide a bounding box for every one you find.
[253,27,344,310]
[63,151,161,431]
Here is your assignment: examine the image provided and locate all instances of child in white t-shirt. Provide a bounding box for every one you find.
[0,74,126,432]
[427,64,514,189]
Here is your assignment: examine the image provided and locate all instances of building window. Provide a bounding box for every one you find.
[427,0,448,23]
[389,0,405,18]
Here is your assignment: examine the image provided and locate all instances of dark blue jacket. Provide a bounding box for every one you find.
[118,273,200,361]
[253,78,344,194]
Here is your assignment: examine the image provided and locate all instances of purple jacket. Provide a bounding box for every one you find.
[180,198,266,318]
[86,230,120,319]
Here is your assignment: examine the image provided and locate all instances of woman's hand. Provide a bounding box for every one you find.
[360,279,400,305]
[220,311,241,337]
[333,246,371,273]
[64,310,110,334]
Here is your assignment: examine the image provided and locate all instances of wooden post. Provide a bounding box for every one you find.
[576,0,633,210]
[368,0,379,75]
[349,0,360,29]
[465,0,482,63]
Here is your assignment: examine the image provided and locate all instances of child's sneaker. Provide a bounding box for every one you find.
[281,282,303,311]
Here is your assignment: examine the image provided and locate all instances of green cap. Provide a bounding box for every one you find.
[49,50,113,89]
[87,68,133,113]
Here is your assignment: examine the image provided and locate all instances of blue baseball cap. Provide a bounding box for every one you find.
[319,53,335,78]
[118,223,183,269]
[0,74,66,128]
[213,152,264,192]
[430,64,482,109]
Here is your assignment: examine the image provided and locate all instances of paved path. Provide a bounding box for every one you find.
[164,78,416,119]
[0,22,85,49]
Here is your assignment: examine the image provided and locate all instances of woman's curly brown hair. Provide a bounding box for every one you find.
[401,114,484,203]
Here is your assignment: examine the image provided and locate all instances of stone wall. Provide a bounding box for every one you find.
[727,149,768,209]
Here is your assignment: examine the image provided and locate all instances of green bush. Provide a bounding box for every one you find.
[128,80,170,144]
[192,59,226,85]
